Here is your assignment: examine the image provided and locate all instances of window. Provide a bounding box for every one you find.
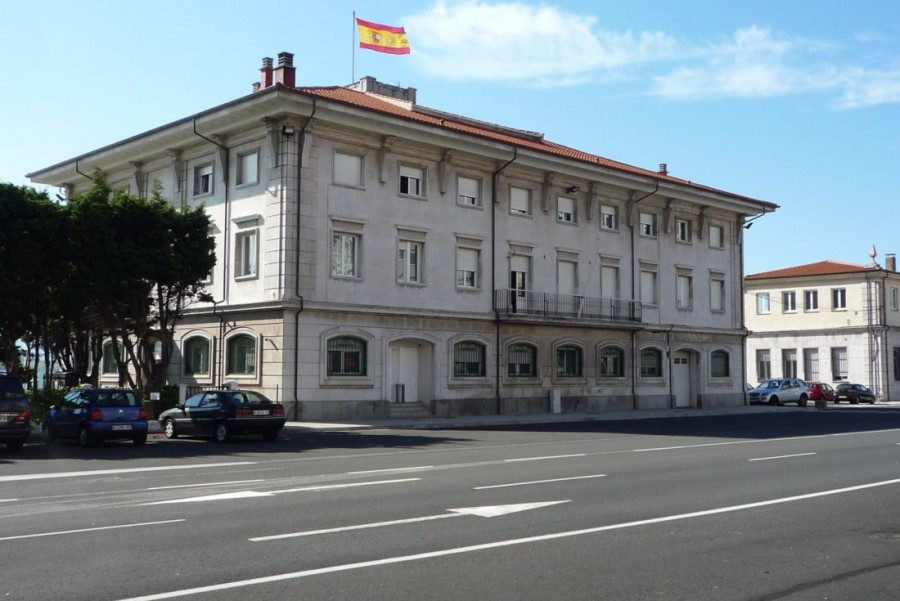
[639,212,657,237]
[711,350,730,378]
[675,219,692,243]
[397,240,422,284]
[193,163,213,196]
[640,348,662,378]
[557,196,575,223]
[710,275,725,312]
[510,186,531,215]
[456,247,480,289]
[334,152,363,187]
[831,288,847,310]
[894,347,900,381]
[831,347,848,380]
[226,334,256,376]
[327,336,367,376]
[556,345,583,378]
[804,290,819,311]
[757,349,771,381]
[600,205,618,230]
[399,165,424,196]
[457,176,480,207]
[756,292,771,314]
[184,337,210,376]
[507,344,537,377]
[102,341,122,375]
[803,348,819,381]
[676,272,693,309]
[891,287,899,311]
[237,150,258,186]
[782,291,797,312]
[709,224,724,249]
[600,264,619,299]
[640,266,658,305]
[782,349,797,378]
[235,230,258,278]
[454,342,486,377]
[332,232,360,278]
[599,346,624,378]
[558,259,577,295]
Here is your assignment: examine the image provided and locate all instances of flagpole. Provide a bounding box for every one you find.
[351,10,356,83]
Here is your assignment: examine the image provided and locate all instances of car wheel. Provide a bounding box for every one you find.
[262,430,279,442]
[6,440,24,453]
[851,398,859,405]
[133,433,147,446]
[163,418,178,439]
[214,422,230,443]
[768,396,780,406]
[78,427,94,449]
[41,424,54,444]
[798,395,808,407]
[869,398,875,405]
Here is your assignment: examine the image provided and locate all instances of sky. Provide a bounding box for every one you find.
[3,0,899,276]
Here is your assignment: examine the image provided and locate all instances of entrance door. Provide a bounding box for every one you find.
[673,351,692,408]
[391,345,419,403]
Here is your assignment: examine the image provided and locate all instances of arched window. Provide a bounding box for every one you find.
[227,334,257,376]
[711,350,730,378]
[507,343,537,377]
[184,337,210,376]
[640,348,663,378]
[599,346,624,378]
[102,341,123,374]
[556,344,583,378]
[327,336,367,376]
[454,341,486,377]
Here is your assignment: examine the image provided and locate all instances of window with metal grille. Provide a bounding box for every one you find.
[782,349,797,378]
[227,334,256,375]
[327,336,367,376]
[803,348,819,381]
[557,345,583,378]
[757,349,771,380]
[184,337,210,375]
[454,342,486,377]
[640,348,662,378]
[711,350,729,378]
[507,344,536,377]
[599,346,624,378]
[831,347,848,380]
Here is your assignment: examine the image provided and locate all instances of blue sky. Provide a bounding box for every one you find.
[3,0,899,275]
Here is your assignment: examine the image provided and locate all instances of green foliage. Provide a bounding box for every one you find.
[27,387,69,425]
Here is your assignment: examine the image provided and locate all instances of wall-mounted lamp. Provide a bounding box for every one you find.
[565,185,579,194]
[281,125,295,137]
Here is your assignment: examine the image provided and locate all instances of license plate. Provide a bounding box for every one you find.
[0,413,16,421]
[111,424,132,431]
[252,410,269,416]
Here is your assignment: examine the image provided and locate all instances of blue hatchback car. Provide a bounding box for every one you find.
[42,387,148,448]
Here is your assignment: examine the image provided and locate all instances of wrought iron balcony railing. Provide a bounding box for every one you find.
[494,289,642,323]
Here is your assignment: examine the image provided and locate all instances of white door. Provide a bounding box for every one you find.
[391,345,419,403]
[673,351,692,408]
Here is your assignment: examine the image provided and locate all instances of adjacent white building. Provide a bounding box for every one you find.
[744,254,900,400]
[29,53,776,420]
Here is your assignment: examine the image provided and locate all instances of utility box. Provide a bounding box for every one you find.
[549,389,562,414]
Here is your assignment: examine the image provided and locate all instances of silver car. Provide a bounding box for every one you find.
[748,378,810,406]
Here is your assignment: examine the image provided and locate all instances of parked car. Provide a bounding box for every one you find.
[806,381,836,404]
[0,375,31,452]
[158,389,286,442]
[41,387,148,448]
[747,378,810,406]
[834,383,876,404]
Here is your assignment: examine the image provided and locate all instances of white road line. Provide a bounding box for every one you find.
[0,519,186,542]
[251,514,458,541]
[117,477,900,601]
[270,478,420,494]
[0,499,19,503]
[347,466,434,475]
[147,480,265,491]
[749,452,817,462]
[0,462,257,483]
[504,454,586,462]
[474,474,606,490]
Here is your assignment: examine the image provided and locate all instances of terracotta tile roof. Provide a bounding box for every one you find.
[746,260,872,281]
[296,85,775,208]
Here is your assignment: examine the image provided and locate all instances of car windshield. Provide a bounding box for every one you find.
[760,380,782,389]
[0,377,26,399]
[227,391,271,405]
[95,391,139,407]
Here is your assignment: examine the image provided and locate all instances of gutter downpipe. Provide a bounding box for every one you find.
[492,147,519,415]
[740,217,749,406]
[192,118,230,386]
[293,98,316,421]
[74,158,93,181]
[628,179,659,410]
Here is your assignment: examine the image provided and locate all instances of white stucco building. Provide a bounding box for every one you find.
[29,53,776,420]
[744,254,900,400]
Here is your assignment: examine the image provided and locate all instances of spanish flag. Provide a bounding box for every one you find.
[356,17,410,55]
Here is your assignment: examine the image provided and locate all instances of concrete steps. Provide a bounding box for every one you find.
[388,402,432,419]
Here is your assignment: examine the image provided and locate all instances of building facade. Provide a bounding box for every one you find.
[29,53,775,420]
[744,255,900,400]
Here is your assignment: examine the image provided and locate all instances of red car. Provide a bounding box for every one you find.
[806,381,835,403]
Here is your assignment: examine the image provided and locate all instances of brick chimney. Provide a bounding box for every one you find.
[887,253,896,272]
[273,52,295,87]
[658,163,668,176]
[257,57,274,91]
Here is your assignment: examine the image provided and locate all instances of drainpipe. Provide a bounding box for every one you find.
[739,217,749,406]
[628,179,659,412]
[492,147,519,415]
[292,98,316,421]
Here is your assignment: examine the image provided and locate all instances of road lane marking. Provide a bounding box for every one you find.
[0,519,186,542]
[348,466,434,475]
[250,501,569,541]
[147,480,265,491]
[0,462,257,483]
[0,499,19,503]
[474,474,606,490]
[749,453,817,462]
[504,454,586,462]
[117,477,900,601]
[143,478,421,505]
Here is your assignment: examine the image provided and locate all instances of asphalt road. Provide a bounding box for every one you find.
[3,407,900,600]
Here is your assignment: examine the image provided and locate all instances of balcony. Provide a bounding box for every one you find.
[494,289,642,323]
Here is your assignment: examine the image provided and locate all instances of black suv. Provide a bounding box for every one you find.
[0,375,31,452]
